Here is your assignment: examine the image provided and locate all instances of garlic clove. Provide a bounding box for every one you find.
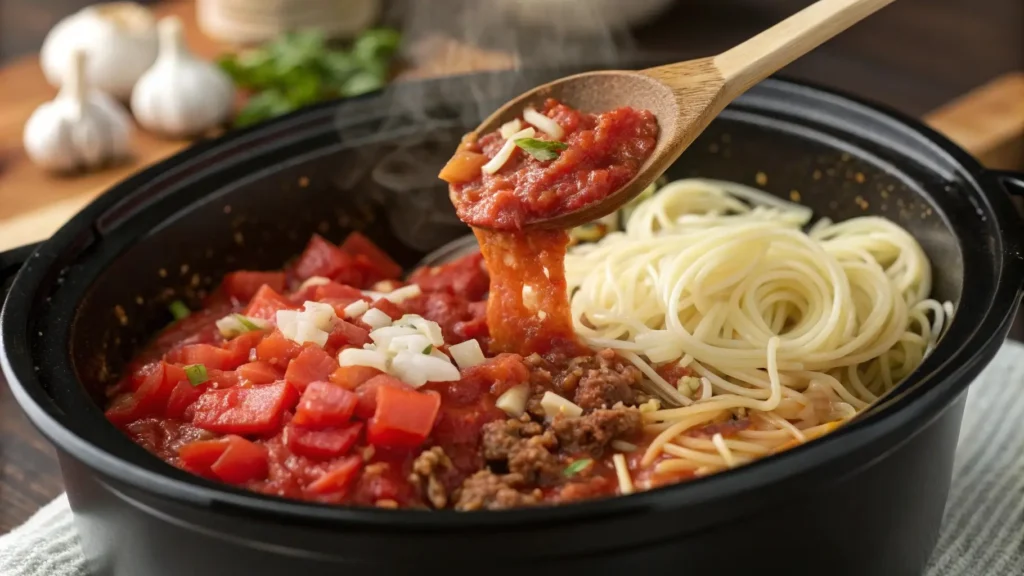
[41,2,158,101]
[130,16,236,139]
[24,50,133,174]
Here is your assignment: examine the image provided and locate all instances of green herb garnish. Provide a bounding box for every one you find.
[219,28,401,128]
[168,300,191,321]
[514,138,568,161]
[563,458,593,477]
[233,314,263,332]
[184,364,208,386]
[422,344,433,354]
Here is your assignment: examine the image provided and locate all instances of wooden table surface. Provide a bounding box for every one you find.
[1,0,1023,534]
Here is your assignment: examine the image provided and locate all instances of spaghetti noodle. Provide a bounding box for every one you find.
[564,178,951,480]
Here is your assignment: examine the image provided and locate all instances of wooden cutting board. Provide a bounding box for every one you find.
[0,0,1020,252]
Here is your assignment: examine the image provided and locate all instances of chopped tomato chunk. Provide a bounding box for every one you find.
[223,271,287,302]
[181,435,269,484]
[307,456,362,495]
[329,365,382,390]
[293,235,352,281]
[237,361,281,384]
[243,285,294,321]
[284,422,362,460]
[285,347,340,392]
[366,385,441,449]
[168,344,236,371]
[370,298,404,320]
[223,330,265,366]
[192,381,299,435]
[326,320,370,350]
[293,382,358,428]
[105,362,186,425]
[354,375,413,420]
[255,331,303,368]
[315,282,365,301]
[207,369,241,389]
[339,232,402,282]
[439,150,488,184]
[166,381,205,419]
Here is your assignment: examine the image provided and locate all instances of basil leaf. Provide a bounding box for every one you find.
[422,344,433,355]
[563,458,593,477]
[514,138,568,161]
[184,364,208,386]
[168,300,191,321]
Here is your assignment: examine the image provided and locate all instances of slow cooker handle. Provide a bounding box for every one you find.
[0,242,40,301]
[994,170,1024,197]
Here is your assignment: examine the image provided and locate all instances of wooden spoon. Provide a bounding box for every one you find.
[473,0,896,231]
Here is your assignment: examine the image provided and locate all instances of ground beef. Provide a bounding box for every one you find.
[454,471,542,511]
[409,447,455,509]
[481,416,562,484]
[551,407,643,456]
[561,349,642,410]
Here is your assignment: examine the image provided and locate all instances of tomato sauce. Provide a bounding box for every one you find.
[443,99,659,231]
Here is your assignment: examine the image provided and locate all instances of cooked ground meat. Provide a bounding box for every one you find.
[481,415,562,484]
[563,349,642,410]
[454,471,542,511]
[551,407,643,456]
[409,446,455,509]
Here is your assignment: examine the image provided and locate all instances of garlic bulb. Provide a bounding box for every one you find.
[131,16,235,138]
[41,2,158,101]
[23,50,133,173]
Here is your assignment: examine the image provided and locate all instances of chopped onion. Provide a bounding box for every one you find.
[540,391,583,419]
[369,326,420,350]
[495,384,530,417]
[338,348,389,372]
[299,276,331,290]
[449,339,486,369]
[523,107,564,140]
[482,127,535,174]
[371,279,402,293]
[293,318,329,348]
[343,300,370,319]
[395,314,444,346]
[275,310,300,339]
[499,119,523,139]
[361,308,393,330]
[387,334,434,355]
[390,350,460,387]
[384,284,422,304]
[302,301,338,331]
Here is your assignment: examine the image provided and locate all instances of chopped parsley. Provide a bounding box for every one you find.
[563,458,593,477]
[184,364,208,386]
[514,138,568,161]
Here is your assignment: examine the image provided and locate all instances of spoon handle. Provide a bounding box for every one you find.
[714,0,896,98]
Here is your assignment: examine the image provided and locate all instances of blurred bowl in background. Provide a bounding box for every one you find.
[197,0,381,44]
[494,0,677,33]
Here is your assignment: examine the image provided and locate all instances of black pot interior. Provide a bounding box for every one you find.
[18,71,1012,503]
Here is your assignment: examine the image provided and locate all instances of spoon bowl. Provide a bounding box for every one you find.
[466,0,896,231]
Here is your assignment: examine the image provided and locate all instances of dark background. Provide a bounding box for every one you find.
[0,0,1021,533]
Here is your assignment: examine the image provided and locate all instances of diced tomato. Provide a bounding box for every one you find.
[315,281,365,301]
[243,285,294,321]
[339,232,402,281]
[179,437,231,475]
[293,382,358,428]
[223,271,287,303]
[453,316,489,341]
[371,298,404,320]
[354,375,413,420]
[255,331,303,368]
[192,381,300,435]
[284,347,339,392]
[238,361,281,384]
[284,422,362,459]
[210,436,269,484]
[293,235,353,281]
[467,353,530,398]
[366,385,441,449]
[326,320,370,350]
[168,344,235,370]
[166,381,205,419]
[105,362,187,425]
[439,150,488,184]
[408,252,489,301]
[307,456,362,495]
[222,330,265,367]
[329,365,382,390]
[130,362,163,392]
[207,369,241,389]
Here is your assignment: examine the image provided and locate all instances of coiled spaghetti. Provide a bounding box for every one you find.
[565,179,952,479]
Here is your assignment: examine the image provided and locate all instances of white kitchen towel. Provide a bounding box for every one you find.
[3,340,1024,575]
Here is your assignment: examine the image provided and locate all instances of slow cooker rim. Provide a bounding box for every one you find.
[2,74,1023,532]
